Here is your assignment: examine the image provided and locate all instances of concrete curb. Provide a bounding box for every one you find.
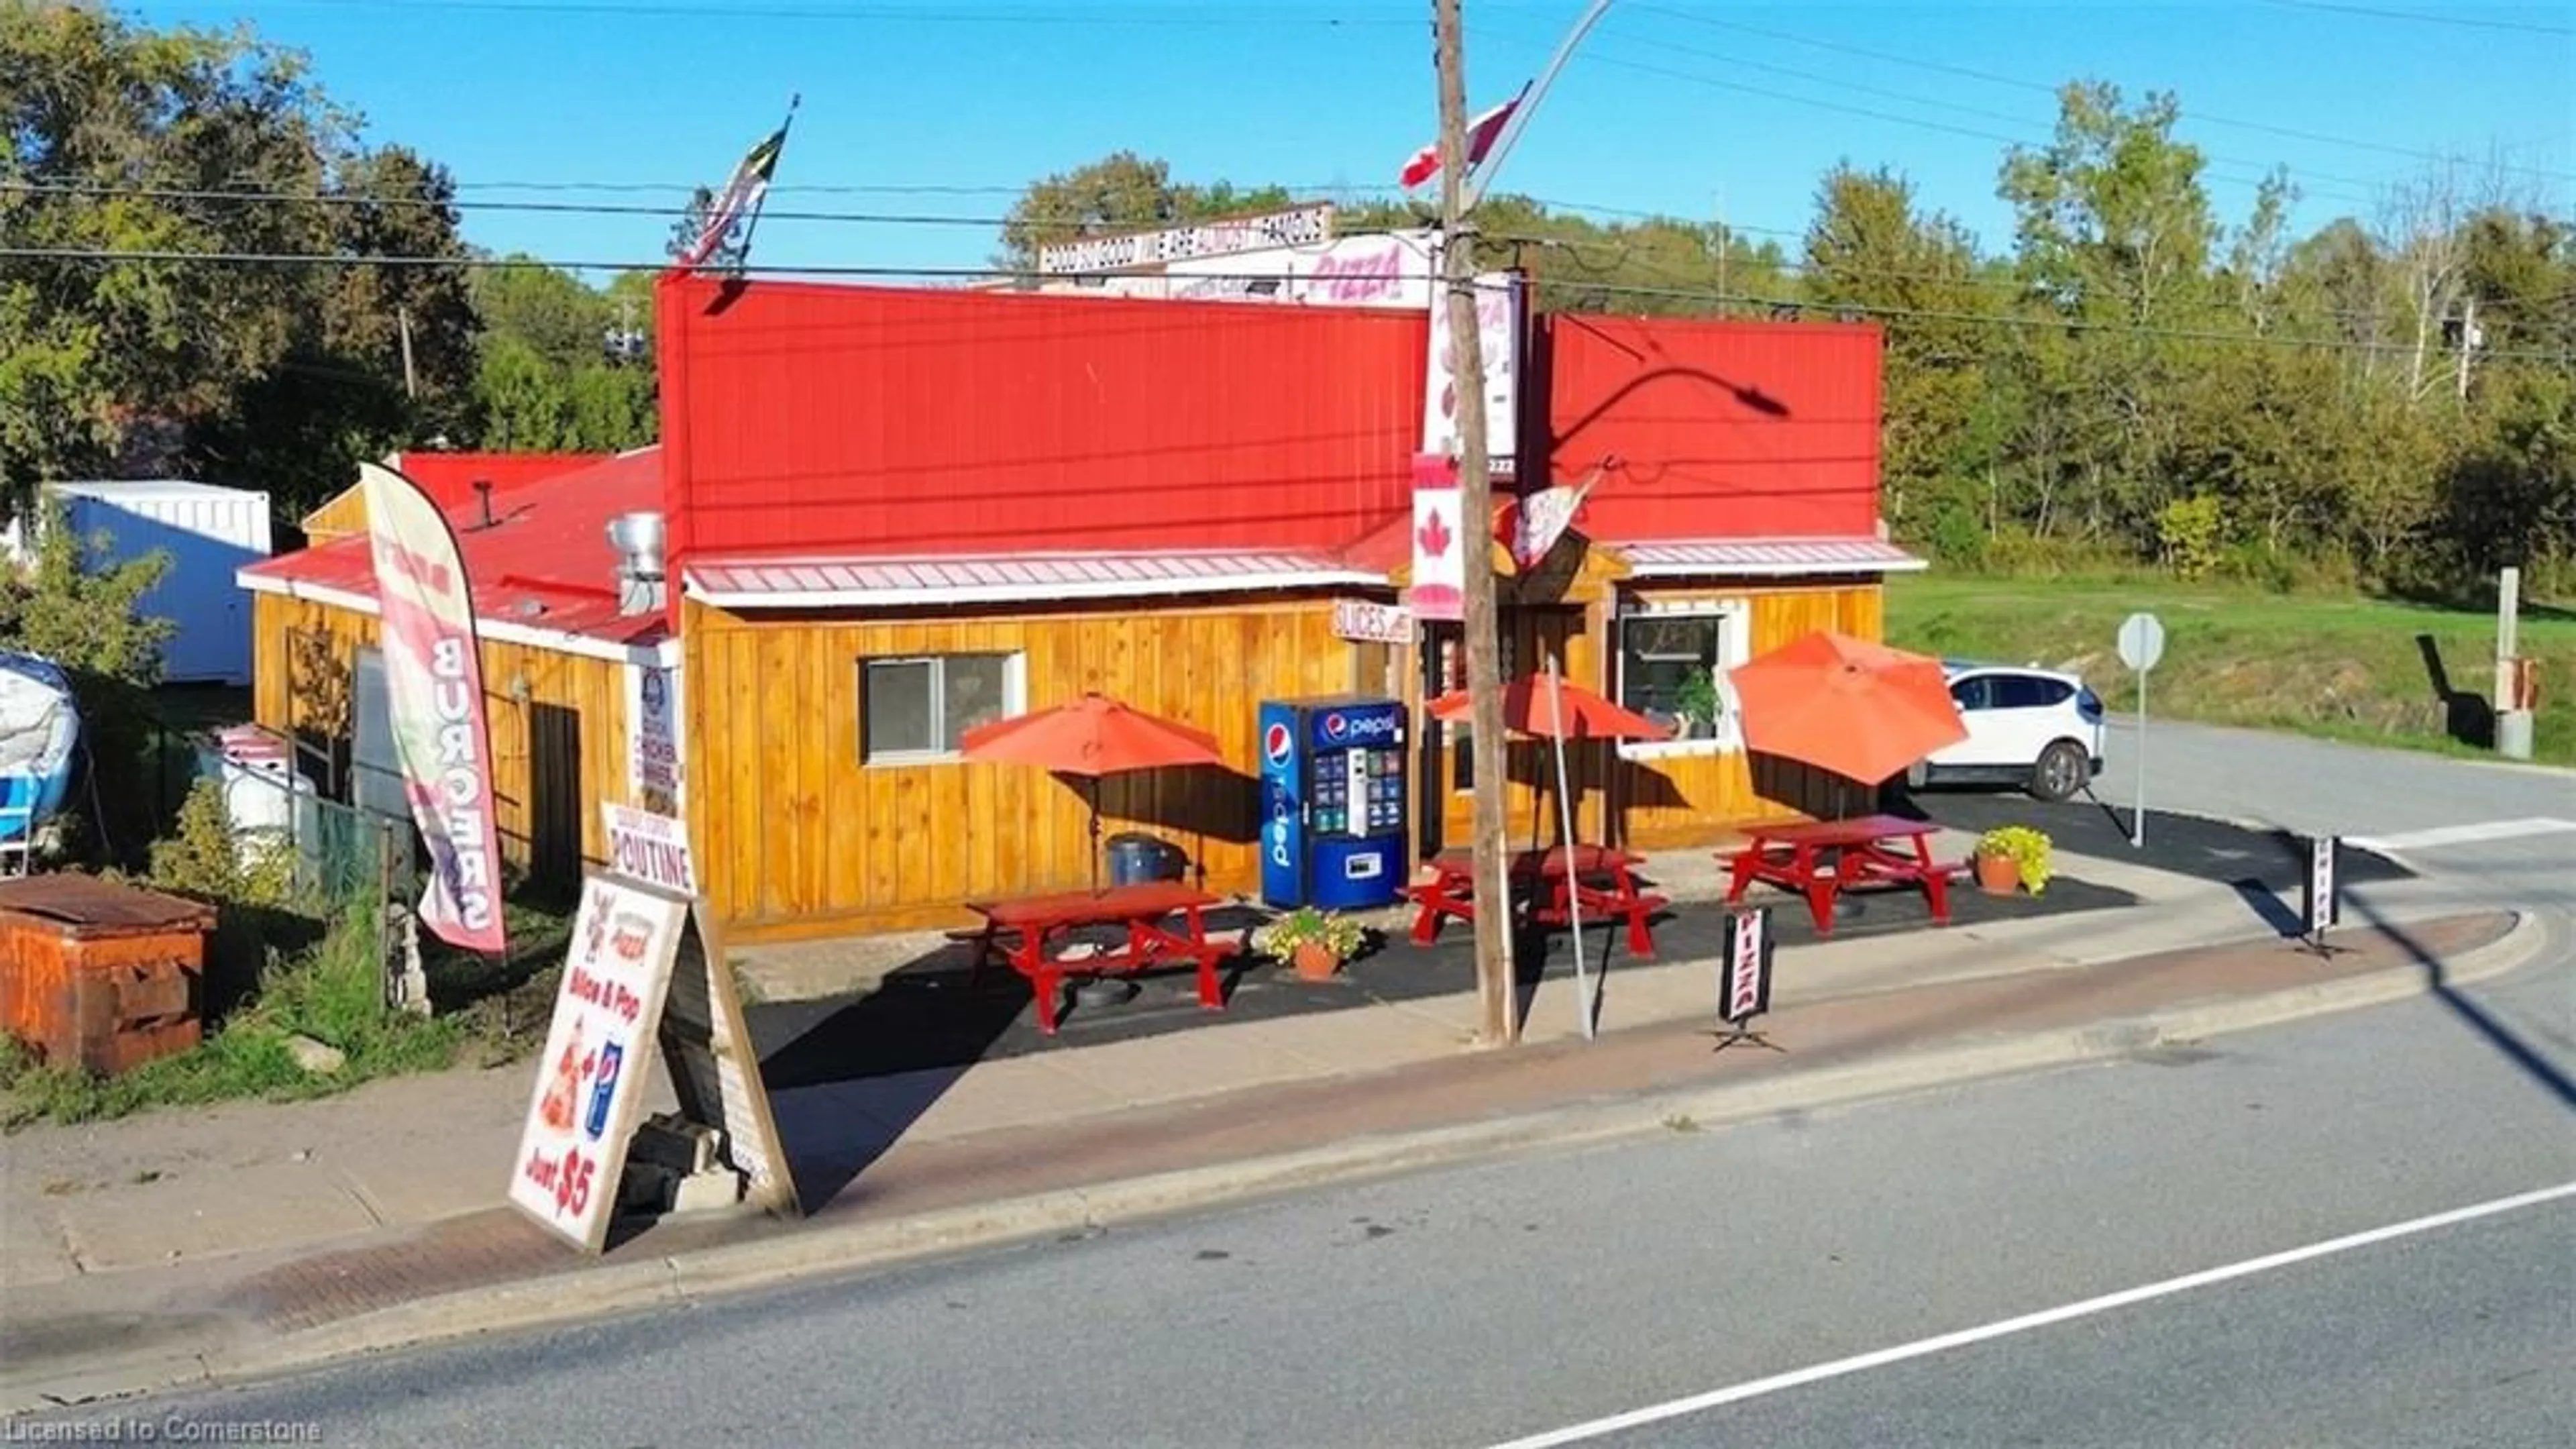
[9,908,2553,1415]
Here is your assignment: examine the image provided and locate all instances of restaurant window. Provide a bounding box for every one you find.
[1613,598,1752,757]
[859,651,1024,764]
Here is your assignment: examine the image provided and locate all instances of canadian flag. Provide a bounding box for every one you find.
[1399,86,1529,190]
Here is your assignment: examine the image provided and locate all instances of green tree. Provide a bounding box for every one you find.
[1,4,474,523]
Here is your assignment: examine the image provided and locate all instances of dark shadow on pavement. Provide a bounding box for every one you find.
[2351,894,2573,1112]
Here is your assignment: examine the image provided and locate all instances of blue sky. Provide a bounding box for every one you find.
[144,1,2573,281]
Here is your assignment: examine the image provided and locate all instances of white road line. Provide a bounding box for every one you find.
[2347,818,2576,854]
[1482,1180,2576,1449]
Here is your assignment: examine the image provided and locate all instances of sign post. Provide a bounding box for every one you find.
[1712,908,1782,1054]
[507,812,799,1253]
[2298,834,2347,958]
[2116,612,2167,849]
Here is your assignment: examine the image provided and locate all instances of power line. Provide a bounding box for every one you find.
[1587,12,2395,199]
[218,0,1426,26]
[1633,3,2576,184]
[1496,34,2383,213]
[2257,0,2575,38]
[9,243,2563,364]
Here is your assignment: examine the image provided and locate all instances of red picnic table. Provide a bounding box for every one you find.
[1721,813,1960,936]
[957,881,1232,1036]
[1403,845,1671,959]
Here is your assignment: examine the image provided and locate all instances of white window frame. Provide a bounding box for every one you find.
[859,651,1027,766]
[1612,596,1752,761]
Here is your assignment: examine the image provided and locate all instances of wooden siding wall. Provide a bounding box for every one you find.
[248,592,633,879]
[682,596,1362,941]
[1424,582,1886,855]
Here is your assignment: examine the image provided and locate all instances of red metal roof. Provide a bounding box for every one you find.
[655,275,1427,566]
[685,548,1379,607]
[383,451,612,509]
[241,448,667,649]
[1618,537,1924,576]
[1541,314,1882,543]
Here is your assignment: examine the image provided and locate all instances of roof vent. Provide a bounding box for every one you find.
[607,510,666,616]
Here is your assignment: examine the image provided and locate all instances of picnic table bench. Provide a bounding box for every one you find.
[1403,844,1670,959]
[955,881,1232,1036]
[1720,813,1962,936]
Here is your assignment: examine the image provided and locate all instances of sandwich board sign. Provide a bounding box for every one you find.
[508,811,798,1252]
[1713,908,1781,1053]
[2300,834,2342,955]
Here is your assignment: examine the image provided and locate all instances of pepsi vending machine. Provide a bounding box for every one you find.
[1258,695,1410,911]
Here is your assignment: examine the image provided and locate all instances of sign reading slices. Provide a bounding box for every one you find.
[1409,452,1466,623]
[1332,598,1415,645]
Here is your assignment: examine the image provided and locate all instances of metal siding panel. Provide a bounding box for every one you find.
[665,278,1426,560]
[1544,314,1882,545]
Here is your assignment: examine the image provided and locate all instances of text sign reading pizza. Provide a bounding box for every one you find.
[508,875,687,1252]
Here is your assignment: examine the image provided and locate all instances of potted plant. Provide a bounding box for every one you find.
[1251,906,1367,981]
[1674,671,1723,740]
[1974,825,2053,896]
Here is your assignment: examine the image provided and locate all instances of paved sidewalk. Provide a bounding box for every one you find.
[1,845,2216,1289]
[0,900,2533,1414]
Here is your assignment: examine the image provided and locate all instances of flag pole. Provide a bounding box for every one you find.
[1462,0,1616,211]
[728,93,801,276]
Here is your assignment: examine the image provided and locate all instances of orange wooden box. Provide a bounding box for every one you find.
[0,874,217,1077]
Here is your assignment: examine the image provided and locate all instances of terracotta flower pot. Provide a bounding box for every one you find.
[1976,851,2021,896]
[1291,941,1342,981]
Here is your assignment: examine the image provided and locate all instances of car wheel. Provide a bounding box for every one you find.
[2029,740,2087,802]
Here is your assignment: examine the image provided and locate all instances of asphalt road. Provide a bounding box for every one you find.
[2088,718,2576,913]
[40,934,2573,1448]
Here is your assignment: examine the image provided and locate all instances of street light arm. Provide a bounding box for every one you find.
[1462,0,1617,213]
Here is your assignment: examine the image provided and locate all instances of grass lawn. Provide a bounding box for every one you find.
[1884,574,2575,767]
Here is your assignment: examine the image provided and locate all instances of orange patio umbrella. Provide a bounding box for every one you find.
[1425,676,1672,743]
[960,692,1227,890]
[1727,630,1967,786]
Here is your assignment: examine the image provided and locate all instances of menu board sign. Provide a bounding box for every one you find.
[508,875,688,1252]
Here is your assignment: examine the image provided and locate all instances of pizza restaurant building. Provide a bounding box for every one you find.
[242,266,1918,944]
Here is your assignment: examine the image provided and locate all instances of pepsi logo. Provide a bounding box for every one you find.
[1263,722,1293,765]
[1322,712,1348,741]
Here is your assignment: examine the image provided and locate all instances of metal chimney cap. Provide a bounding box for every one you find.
[606,510,665,556]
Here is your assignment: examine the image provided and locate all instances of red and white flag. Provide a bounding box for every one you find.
[1399,85,1529,190]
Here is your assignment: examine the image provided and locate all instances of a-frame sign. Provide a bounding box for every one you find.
[507,806,799,1252]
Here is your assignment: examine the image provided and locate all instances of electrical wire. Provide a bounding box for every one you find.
[1574,13,2394,199]
[6,242,2565,364]
[2256,0,2575,39]
[214,0,1427,27]
[1636,3,2576,182]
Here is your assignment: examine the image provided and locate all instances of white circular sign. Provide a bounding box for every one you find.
[2117,612,2167,673]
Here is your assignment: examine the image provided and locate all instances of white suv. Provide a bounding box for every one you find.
[1907,661,2107,802]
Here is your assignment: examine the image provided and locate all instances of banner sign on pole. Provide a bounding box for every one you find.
[1407,451,1466,623]
[2300,834,2341,953]
[358,460,507,955]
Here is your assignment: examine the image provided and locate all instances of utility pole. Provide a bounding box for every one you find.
[1435,0,1517,1047]
[396,307,418,400]
[2454,296,2478,402]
